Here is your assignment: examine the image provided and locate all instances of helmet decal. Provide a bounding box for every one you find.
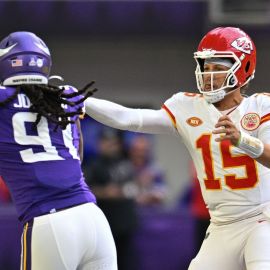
[231,37,254,54]
[34,42,50,55]
[0,43,17,57]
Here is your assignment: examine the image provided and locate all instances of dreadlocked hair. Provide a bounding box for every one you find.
[0,81,97,130]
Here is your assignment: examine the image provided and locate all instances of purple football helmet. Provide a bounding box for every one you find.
[0,31,51,85]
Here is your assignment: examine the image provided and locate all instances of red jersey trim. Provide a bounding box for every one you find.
[162,104,177,129]
[261,113,270,121]
[260,113,270,126]
[260,117,270,126]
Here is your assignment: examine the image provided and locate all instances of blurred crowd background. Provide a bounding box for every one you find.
[1,1,270,269]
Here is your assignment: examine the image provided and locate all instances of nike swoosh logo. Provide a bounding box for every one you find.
[35,42,50,55]
[0,43,17,57]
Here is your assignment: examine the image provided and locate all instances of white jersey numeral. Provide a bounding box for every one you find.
[12,112,78,163]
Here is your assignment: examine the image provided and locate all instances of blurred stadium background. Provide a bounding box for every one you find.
[1,1,270,269]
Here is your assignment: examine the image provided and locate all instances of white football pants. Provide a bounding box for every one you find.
[20,202,117,270]
[188,213,270,270]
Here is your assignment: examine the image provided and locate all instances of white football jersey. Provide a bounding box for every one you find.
[163,92,270,224]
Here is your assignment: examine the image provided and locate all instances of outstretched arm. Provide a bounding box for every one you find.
[85,97,177,135]
[75,118,84,162]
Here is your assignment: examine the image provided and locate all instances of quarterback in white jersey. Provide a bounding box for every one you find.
[163,91,270,225]
[84,27,270,270]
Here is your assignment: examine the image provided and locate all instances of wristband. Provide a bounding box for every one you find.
[237,131,264,159]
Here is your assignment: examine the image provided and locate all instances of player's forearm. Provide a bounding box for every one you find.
[85,97,142,131]
[236,131,270,168]
[255,144,270,168]
[85,97,177,135]
[75,119,84,162]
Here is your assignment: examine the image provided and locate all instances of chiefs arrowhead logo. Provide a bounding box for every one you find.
[241,113,260,131]
[231,37,253,54]
[186,117,203,127]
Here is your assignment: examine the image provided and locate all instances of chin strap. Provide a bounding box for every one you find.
[203,85,242,104]
[203,90,226,103]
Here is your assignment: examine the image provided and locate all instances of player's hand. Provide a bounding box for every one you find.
[212,115,241,145]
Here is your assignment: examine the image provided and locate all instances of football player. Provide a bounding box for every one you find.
[0,32,117,270]
[84,27,270,270]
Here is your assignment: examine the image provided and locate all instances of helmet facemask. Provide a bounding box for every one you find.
[194,50,242,103]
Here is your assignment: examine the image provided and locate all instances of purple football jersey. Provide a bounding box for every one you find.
[0,85,96,224]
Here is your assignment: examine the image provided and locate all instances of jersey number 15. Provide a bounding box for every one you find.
[196,134,258,190]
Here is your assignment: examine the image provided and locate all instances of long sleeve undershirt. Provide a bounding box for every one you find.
[85,97,177,135]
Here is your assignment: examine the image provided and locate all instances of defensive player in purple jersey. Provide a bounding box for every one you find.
[0,32,117,270]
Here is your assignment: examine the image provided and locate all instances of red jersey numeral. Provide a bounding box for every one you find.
[196,134,221,189]
[196,134,258,190]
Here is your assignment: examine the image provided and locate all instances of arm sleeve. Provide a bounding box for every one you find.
[258,124,270,144]
[257,94,270,144]
[84,97,177,135]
